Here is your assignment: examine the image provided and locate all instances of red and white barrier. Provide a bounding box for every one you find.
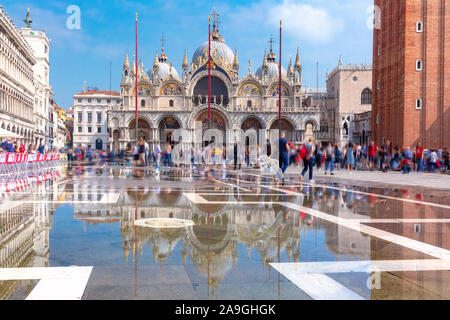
[0,152,66,176]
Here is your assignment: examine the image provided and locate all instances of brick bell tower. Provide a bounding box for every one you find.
[372,0,449,148]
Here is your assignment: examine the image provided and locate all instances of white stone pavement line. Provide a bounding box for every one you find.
[270,259,450,275]
[236,171,450,210]
[182,194,450,261]
[270,259,450,300]
[208,178,252,192]
[281,202,450,262]
[183,193,210,204]
[0,266,93,300]
[183,194,271,205]
[275,272,364,300]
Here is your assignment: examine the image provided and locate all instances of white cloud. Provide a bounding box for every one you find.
[229,0,343,44]
[268,0,343,43]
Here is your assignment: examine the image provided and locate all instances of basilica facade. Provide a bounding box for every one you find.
[108,23,321,151]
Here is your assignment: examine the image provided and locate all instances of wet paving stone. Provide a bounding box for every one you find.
[0,164,449,299]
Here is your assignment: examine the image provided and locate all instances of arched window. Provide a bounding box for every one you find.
[124,70,128,76]
[247,100,252,108]
[416,98,422,110]
[416,59,423,71]
[140,99,146,107]
[361,88,372,104]
[169,99,174,107]
[416,21,423,33]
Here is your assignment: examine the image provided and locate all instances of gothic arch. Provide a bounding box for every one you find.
[303,118,319,131]
[188,104,231,129]
[156,113,184,129]
[268,115,297,130]
[239,115,267,130]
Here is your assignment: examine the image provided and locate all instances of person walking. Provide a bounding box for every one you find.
[132,141,139,166]
[315,142,323,172]
[278,132,290,174]
[368,141,377,170]
[442,147,449,173]
[430,149,438,172]
[334,144,341,171]
[402,147,413,174]
[300,138,315,183]
[324,142,334,175]
[154,143,161,167]
[415,142,424,172]
[144,139,150,166]
[124,143,133,166]
[233,143,240,170]
[346,142,354,173]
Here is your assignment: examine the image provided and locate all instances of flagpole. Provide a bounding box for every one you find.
[135,13,139,142]
[278,20,282,135]
[208,15,211,131]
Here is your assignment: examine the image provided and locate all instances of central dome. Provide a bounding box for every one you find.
[192,34,234,66]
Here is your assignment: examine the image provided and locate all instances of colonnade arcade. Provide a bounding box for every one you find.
[109,106,319,152]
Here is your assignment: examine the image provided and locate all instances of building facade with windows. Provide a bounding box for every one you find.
[0,6,36,145]
[20,10,52,148]
[372,0,449,148]
[323,60,372,147]
[72,91,121,150]
[108,19,321,152]
[53,105,66,150]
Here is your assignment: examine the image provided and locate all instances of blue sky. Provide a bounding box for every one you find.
[2,0,373,109]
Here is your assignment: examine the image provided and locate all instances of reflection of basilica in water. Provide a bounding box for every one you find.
[109,12,321,151]
[68,168,379,295]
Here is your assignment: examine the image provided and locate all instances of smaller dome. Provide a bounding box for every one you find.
[151,62,180,81]
[256,62,287,80]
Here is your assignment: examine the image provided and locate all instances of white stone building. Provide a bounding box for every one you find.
[323,60,372,147]
[20,9,52,148]
[108,19,321,151]
[72,90,121,150]
[0,6,35,145]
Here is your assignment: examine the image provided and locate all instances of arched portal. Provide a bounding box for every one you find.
[193,76,229,106]
[95,138,103,150]
[194,109,228,147]
[241,117,263,145]
[129,117,150,141]
[159,116,181,146]
[194,109,228,132]
[270,118,295,142]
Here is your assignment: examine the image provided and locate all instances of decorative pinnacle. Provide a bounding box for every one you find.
[24,8,32,28]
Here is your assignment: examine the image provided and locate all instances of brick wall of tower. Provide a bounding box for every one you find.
[372,0,449,148]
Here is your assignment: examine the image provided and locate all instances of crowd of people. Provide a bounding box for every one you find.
[277,137,450,183]
[64,135,450,183]
[0,139,63,154]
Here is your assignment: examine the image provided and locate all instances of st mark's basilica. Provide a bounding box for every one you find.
[108,16,321,151]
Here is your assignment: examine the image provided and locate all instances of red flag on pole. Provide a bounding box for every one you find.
[135,13,139,141]
[208,15,211,124]
[279,20,282,131]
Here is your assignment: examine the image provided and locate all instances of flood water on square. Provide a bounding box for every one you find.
[0,163,449,300]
